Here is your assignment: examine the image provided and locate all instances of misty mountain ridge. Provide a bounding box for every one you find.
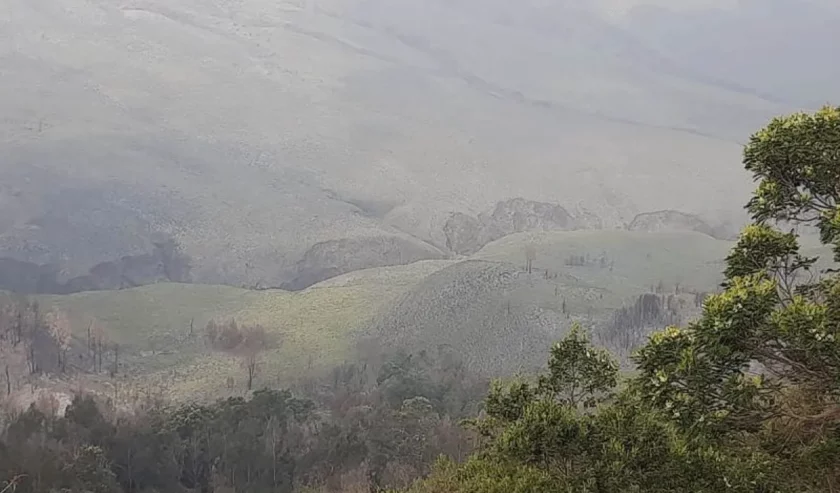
[1,0,837,289]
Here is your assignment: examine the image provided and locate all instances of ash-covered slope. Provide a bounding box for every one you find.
[621,0,840,107]
[2,0,828,288]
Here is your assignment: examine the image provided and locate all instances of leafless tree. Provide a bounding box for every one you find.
[237,324,268,391]
[89,319,107,373]
[46,310,72,373]
[111,343,120,377]
[524,244,536,274]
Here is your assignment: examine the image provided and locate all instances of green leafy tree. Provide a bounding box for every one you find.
[537,323,618,409]
[483,325,617,424]
[633,106,840,490]
[744,106,840,262]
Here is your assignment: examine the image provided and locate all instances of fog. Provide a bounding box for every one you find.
[1,0,837,288]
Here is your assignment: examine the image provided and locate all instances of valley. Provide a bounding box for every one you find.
[2,0,840,491]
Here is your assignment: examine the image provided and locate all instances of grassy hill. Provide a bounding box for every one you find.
[371,260,594,377]
[474,230,732,299]
[371,231,736,376]
[12,228,835,401]
[33,260,454,399]
[19,231,771,399]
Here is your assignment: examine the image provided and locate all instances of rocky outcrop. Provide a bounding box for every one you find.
[443,213,484,255]
[281,235,447,291]
[442,198,587,255]
[627,210,718,238]
[480,198,579,240]
[568,204,605,230]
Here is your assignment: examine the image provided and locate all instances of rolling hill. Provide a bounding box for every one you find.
[3,228,831,402]
[16,230,748,399]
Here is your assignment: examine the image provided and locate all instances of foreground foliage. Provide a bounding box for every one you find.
[0,347,483,493]
[404,107,840,492]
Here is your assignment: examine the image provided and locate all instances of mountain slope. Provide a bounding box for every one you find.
[620,0,840,107]
[1,0,831,287]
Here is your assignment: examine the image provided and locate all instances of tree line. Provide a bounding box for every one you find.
[0,343,486,493]
[0,297,120,396]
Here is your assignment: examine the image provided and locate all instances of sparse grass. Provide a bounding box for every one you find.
[41,283,253,349]
[474,230,733,299]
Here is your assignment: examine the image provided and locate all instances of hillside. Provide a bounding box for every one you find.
[368,230,733,375]
[473,230,731,298]
[5,0,835,288]
[371,260,577,376]
[621,0,840,107]
[4,228,834,401]
[32,260,453,399]
[3,231,741,400]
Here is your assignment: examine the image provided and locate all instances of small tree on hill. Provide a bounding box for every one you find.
[524,245,536,275]
[205,319,275,391]
[238,324,268,391]
[482,323,618,429]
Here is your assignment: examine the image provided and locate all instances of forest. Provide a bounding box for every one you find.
[2,107,840,492]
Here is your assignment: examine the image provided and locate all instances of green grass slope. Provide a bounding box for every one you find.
[474,230,733,299]
[370,260,595,377]
[36,260,455,399]
[371,231,734,377]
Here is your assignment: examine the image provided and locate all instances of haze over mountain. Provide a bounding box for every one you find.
[1,0,837,288]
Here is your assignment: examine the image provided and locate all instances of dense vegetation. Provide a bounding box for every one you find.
[402,106,840,492]
[1,107,839,492]
[0,345,484,493]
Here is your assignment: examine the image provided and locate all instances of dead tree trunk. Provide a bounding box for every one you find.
[247,358,256,391]
[112,344,119,377]
[27,344,37,374]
